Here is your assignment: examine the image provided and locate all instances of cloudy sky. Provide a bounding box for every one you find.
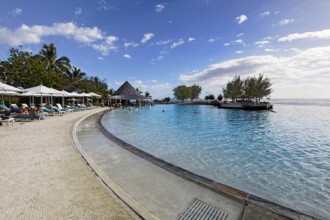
[1,0,330,99]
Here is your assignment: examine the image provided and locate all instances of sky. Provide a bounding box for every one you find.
[1,0,330,99]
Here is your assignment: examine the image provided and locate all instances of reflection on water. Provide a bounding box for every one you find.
[102,101,330,219]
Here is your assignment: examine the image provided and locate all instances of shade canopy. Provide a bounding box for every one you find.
[87,92,102,98]
[70,92,84,97]
[0,82,23,92]
[24,85,62,96]
[80,92,92,97]
[0,91,20,105]
[0,90,20,96]
[110,81,147,100]
[59,90,73,97]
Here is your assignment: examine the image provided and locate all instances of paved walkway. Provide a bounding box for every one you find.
[0,108,138,220]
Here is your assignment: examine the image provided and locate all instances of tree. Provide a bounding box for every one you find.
[1,44,111,97]
[65,67,86,91]
[205,94,215,100]
[109,88,115,95]
[38,43,71,72]
[145,91,152,99]
[255,73,272,102]
[3,47,48,88]
[173,85,190,102]
[163,97,171,103]
[223,75,243,102]
[37,43,71,88]
[217,94,223,101]
[223,74,272,103]
[189,84,202,100]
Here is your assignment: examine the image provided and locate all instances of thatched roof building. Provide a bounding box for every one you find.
[109,81,147,100]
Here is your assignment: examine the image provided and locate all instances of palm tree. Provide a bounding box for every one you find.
[66,66,87,90]
[39,43,71,73]
[145,91,152,99]
[36,43,71,88]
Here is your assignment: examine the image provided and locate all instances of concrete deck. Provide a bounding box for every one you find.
[73,110,318,220]
[0,108,138,219]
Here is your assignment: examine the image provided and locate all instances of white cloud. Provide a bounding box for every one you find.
[236,33,244,38]
[254,40,270,47]
[155,4,165,12]
[264,48,280,53]
[208,37,221,43]
[134,80,148,89]
[105,35,118,44]
[278,29,330,42]
[123,54,131,59]
[278,19,294,26]
[235,39,245,45]
[98,0,120,11]
[74,7,82,17]
[0,22,122,55]
[149,82,170,90]
[188,38,195,42]
[260,11,270,17]
[10,8,22,17]
[223,43,230,46]
[153,55,165,62]
[156,40,171,45]
[92,42,117,56]
[141,33,154,43]
[235,14,248,24]
[235,50,243,54]
[124,41,139,48]
[132,80,171,99]
[179,46,330,98]
[170,39,184,49]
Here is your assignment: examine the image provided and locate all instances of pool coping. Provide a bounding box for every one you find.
[72,109,320,220]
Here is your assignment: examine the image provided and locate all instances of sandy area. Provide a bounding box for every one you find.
[0,108,138,220]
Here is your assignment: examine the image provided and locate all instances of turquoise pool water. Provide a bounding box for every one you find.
[101,100,330,219]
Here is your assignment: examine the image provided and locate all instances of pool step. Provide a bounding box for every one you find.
[178,198,228,220]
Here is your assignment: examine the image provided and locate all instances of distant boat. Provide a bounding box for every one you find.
[218,102,273,110]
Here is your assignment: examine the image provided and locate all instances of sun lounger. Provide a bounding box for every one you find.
[0,117,15,126]
[52,106,65,115]
[12,114,43,121]
[56,103,73,113]
[42,107,55,116]
[21,103,29,109]
[77,104,87,110]
[0,104,9,110]
[10,104,20,113]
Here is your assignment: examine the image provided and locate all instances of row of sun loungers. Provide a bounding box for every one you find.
[0,103,95,125]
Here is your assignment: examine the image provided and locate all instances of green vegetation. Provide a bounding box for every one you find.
[145,91,152,99]
[205,94,215,100]
[0,44,112,98]
[173,84,202,102]
[163,97,171,103]
[223,74,272,103]
[217,94,223,101]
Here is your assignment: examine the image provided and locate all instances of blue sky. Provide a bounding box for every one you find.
[1,0,330,99]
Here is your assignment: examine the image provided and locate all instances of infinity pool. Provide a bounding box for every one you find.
[101,100,330,219]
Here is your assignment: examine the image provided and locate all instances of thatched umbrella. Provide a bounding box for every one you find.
[109,81,147,101]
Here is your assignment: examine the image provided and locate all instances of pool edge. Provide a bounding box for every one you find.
[72,109,321,220]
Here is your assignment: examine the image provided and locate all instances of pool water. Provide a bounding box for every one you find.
[101,100,330,219]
